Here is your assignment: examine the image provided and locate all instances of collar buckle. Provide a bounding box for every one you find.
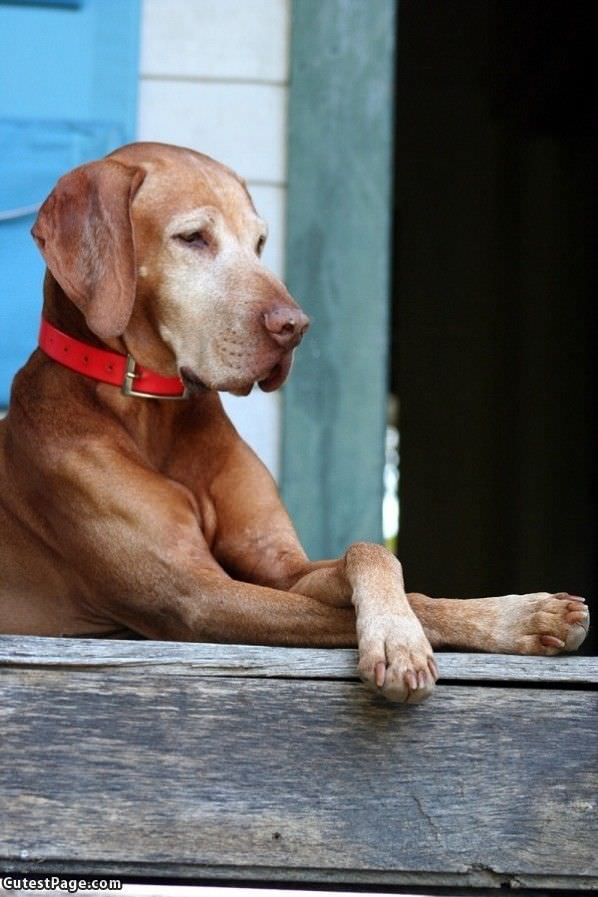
[122,354,188,400]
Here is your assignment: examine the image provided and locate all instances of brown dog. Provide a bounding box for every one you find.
[0,142,589,702]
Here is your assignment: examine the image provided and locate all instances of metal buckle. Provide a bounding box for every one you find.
[121,354,188,400]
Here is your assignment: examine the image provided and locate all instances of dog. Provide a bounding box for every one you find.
[0,142,589,702]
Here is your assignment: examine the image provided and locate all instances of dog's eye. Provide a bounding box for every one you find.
[177,230,209,248]
[256,235,266,256]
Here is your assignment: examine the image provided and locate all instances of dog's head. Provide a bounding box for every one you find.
[31,142,308,395]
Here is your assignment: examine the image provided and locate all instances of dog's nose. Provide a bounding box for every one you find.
[263,307,310,348]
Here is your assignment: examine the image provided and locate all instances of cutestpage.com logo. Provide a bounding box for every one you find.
[0,877,122,893]
[2,885,427,897]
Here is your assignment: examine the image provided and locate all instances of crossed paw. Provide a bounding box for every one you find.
[356,592,589,704]
[357,613,437,703]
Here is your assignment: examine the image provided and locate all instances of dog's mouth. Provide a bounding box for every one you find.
[180,352,293,397]
[257,352,293,393]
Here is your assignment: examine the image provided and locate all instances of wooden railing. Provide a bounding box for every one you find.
[1,637,596,890]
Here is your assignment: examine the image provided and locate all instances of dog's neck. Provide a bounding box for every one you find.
[41,271,126,355]
[38,269,221,452]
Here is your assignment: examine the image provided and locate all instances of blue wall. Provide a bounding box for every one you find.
[0,0,141,403]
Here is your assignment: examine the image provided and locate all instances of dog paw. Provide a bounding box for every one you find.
[357,615,438,703]
[491,592,590,655]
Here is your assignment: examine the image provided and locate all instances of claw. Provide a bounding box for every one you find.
[405,670,418,692]
[541,635,565,648]
[374,660,386,688]
[566,612,588,625]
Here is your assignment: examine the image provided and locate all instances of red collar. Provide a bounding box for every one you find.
[38,319,188,400]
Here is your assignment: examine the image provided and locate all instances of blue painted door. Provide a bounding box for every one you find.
[0,0,141,404]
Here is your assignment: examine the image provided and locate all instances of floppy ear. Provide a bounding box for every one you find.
[31,159,146,339]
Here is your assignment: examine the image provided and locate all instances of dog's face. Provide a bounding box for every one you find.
[32,142,309,395]
[123,144,309,395]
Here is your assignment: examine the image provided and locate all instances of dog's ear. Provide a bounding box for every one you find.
[31,159,146,339]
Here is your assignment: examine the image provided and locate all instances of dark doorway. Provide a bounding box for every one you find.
[392,0,596,651]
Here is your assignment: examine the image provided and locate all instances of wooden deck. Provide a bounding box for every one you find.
[1,636,596,890]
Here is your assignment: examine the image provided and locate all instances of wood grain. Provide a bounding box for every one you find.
[0,635,596,683]
[0,662,596,887]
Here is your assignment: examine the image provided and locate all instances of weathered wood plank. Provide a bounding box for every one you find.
[0,670,596,887]
[0,635,596,684]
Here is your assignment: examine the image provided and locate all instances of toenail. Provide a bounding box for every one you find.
[567,612,587,624]
[541,635,565,647]
[405,670,417,691]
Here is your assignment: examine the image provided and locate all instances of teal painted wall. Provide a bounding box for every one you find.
[282,0,396,559]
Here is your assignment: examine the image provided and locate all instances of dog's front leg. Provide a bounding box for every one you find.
[209,446,436,701]
[109,568,358,647]
[40,453,355,646]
